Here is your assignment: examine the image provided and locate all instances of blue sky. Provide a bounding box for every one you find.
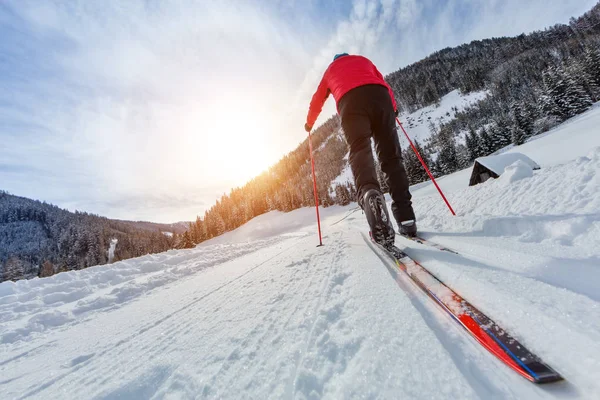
[1,0,597,222]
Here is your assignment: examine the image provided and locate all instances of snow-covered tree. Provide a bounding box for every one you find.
[334,184,352,206]
[39,260,55,278]
[465,129,478,162]
[179,231,195,249]
[2,257,25,282]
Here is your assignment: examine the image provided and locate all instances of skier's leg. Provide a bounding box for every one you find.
[340,111,380,204]
[370,89,416,226]
[339,86,395,245]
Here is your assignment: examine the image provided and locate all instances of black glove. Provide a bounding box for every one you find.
[394,109,399,117]
[304,123,312,133]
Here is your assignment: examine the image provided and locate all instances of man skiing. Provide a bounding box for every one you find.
[305,53,416,245]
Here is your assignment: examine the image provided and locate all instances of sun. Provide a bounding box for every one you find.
[175,101,278,188]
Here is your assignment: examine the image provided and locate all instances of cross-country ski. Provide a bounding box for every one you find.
[368,234,562,384]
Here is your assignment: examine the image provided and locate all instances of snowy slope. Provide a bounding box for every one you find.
[399,90,488,145]
[410,102,600,200]
[1,106,600,399]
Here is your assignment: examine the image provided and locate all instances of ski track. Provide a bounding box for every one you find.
[2,109,600,398]
[4,222,582,399]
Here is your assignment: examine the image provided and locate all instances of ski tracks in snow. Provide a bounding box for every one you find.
[2,196,600,398]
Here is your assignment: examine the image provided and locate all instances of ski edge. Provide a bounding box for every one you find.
[370,237,564,384]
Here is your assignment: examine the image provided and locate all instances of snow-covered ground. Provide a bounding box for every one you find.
[399,89,488,145]
[1,106,600,399]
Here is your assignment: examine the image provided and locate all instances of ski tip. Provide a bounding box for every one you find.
[528,364,564,384]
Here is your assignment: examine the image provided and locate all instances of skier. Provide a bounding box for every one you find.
[305,53,416,245]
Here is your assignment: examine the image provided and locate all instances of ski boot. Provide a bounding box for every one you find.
[362,189,395,248]
[399,220,417,238]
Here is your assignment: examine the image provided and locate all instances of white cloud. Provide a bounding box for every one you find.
[2,0,322,222]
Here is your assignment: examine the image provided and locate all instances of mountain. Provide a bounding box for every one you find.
[1,104,599,397]
[182,2,600,244]
[0,192,177,282]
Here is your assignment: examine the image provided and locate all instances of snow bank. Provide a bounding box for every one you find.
[497,160,534,186]
[416,146,600,236]
[0,235,291,343]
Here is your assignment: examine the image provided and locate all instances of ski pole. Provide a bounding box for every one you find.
[395,117,456,216]
[308,130,324,246]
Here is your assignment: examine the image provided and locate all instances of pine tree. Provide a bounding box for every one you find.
[39,260,55,278]
[3,257,25,281]
[180,231,195,249]
[465,129,479,162]
[511,126,527,145]
[413,140,432,182]
[541,66,569,120]
[436,136,459,175]
[570,59,600,102]
[334,184,351,206]
[456,143,471,169]
[497,121,514,148]
[563,70,593,116]
[478,129,494,156]
[542,65,593,120]
[403,140,430,184]
[214,212,226,236]
[584,47,600,87]
[403,148,420,184]
[511,101,534,138]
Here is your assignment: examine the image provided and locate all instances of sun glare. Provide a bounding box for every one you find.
[175,101,278,188]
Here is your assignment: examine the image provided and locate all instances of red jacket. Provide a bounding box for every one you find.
[306,55,397,127]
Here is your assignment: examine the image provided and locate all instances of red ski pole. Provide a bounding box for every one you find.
[308,131,324,246]
[396,117,456,216]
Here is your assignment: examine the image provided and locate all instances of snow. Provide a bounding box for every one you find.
[329,161,353,191]
[409,103,600,200]
[2,106,600,399]
[497,160,534,186]
[476,152,540,176]
[503,103,600,167]
[399,89,488,145]
[107,238,118,263]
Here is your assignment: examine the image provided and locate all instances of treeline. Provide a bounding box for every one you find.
[179,3,600,246]
[0,191,175,282]
[396,3,600,181]
[175,116,349,247]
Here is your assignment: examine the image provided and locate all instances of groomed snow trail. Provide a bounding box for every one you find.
[2,106,600,399]
[1,218,577,399]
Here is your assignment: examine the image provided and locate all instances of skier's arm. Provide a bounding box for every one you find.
[374,66,398,113]
[306,73,330,129]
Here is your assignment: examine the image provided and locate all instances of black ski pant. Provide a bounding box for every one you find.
[338,84,415,223]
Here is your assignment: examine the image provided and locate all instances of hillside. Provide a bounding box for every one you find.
[0,192,176,282]
[1,105,599,398]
